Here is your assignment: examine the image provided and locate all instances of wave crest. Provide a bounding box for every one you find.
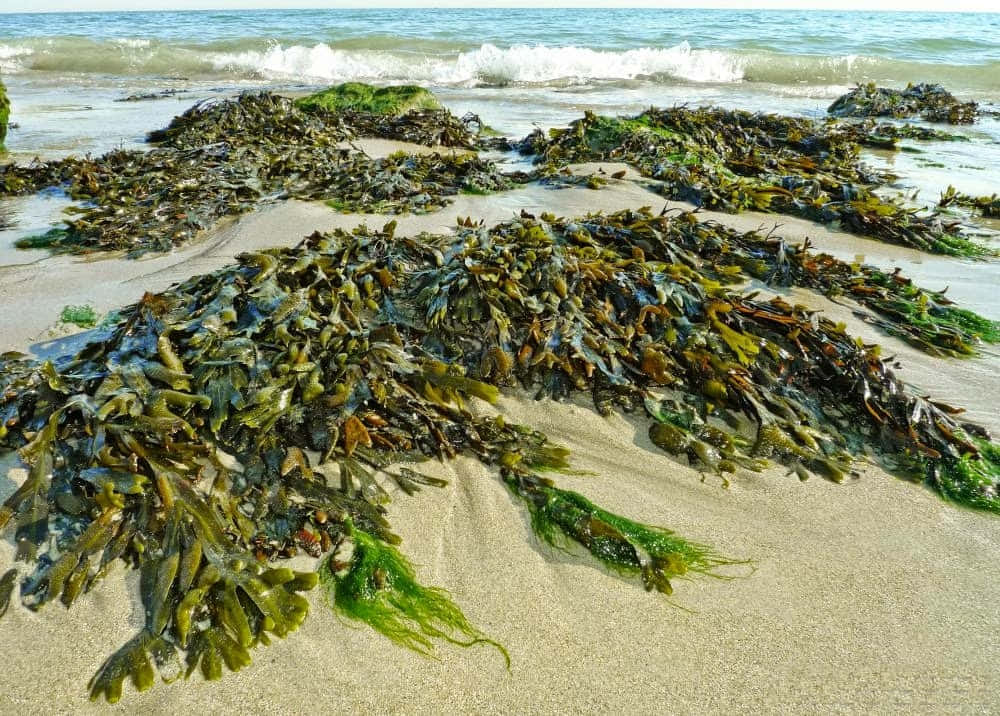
[1,38,998,94]
[212,41,745,85]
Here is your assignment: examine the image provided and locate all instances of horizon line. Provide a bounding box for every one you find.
[2,5,999,15]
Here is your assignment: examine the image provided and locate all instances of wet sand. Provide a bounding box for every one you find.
[1,159,999,714]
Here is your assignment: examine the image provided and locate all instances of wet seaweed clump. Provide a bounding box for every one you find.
[296,82,443,115]
[571,208,999,358]
[518,107,990,257]
[0,92,509,254]
[0,76,9,148]
[3,206,999,699]
[828,83,979,124]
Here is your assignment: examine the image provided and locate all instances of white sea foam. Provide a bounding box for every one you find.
[211,41,747,85]
[1,37,996,96]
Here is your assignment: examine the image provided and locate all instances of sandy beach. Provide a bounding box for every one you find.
[2,154,998,713]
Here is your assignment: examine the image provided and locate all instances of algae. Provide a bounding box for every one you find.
[0,76,8,149]
[0,93,504,255]
[1,93,999,704]
[321,520,508,662]
[59,304,99,328]
[296,82,443,115]
[828,83,979,124]
[518,107,991,258]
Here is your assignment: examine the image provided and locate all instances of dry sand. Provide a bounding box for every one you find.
[1,161,998,714]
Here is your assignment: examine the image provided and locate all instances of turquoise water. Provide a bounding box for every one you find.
[2,9,1000,92]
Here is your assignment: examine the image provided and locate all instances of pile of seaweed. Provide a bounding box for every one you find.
[581,208,999,358]
[0,93,506,255]
[828,83,979,124]
[1,209,997,702]
[516,107,991,257]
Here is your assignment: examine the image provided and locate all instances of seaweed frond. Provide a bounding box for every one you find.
[321,521,509,665]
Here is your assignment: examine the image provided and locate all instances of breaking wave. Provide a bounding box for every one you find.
[211,41,746,85]
[2,37,999,93]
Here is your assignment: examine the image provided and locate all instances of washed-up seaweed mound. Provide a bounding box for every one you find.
[338,109,483,150]
[828,83,979,124]
[2,210,998,701]
[149,92,480,151]
[146,92,352,149]
[324,151,513,214]
[518,107,989,257]
[0,93,506,254]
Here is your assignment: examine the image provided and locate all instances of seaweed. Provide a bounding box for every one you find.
[0,93,498,255]
[296,83,443,115]
[0,77,9,149]
[60,305,99,328]
[518,107,991,257]
[828,83,980,124]
[939,185,1000,219]
[506,473,737,595]
[320,519,508,662]
[1,210,998,702]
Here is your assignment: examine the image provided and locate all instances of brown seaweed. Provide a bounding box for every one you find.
[2,207,998,700]
[0,93,506,255]
[517,107,989,257]
[828,83,980,124]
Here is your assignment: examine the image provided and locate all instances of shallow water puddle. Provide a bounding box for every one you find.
[0,188,78,266]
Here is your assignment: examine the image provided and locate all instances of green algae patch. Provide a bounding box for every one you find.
[296,83,442,116]
[0,77,9,148]
[935,438,1000,513]
[322,521,509,663]
[506,475,740,595]
[60,304,99,328]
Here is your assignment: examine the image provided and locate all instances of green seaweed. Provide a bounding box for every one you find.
[506,474,738,595]
[934,438,1000,512]
[321,520,508,663]
[14,228,73,251]
[0,77,8,148]
[296,82,443,115]
[60,304,99,328]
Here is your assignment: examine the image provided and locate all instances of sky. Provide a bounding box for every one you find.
[1,0,997,12]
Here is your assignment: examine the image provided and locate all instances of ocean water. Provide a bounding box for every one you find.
[0,9,998,217]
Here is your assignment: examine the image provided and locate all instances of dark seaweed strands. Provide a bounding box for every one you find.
[147,92,482,152]
[594,208,1000,358]
[517,107,990,258]
[828,83,980,125]
[0,93,506,255]
[2,211,999,701]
